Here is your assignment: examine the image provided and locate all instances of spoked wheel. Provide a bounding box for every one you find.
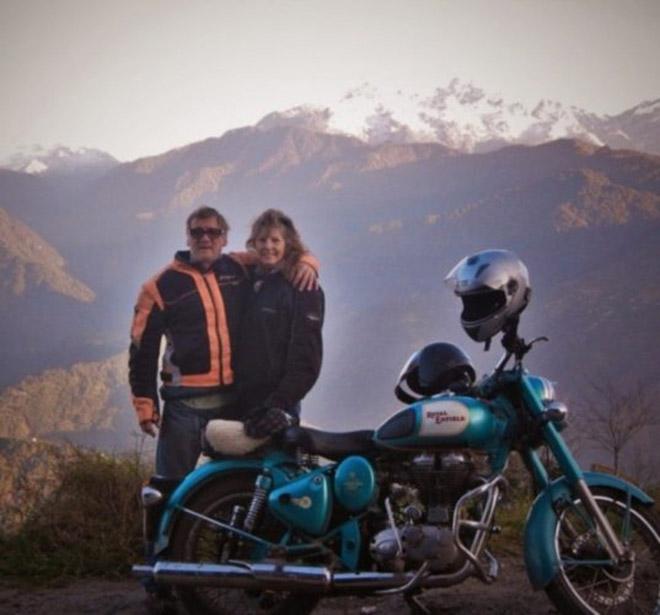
[169,473,320,615]
[546,487,660,614]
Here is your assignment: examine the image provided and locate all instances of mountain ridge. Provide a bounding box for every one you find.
[0,353,130,443]
[0,207,95,302]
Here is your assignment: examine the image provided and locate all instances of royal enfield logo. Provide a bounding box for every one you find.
[426,410,466,425]
[419,400,470,437]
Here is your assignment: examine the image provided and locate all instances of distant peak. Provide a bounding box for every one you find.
[2,145,118,176]
[631,99,660,116]
[23,159,49,175]
[256,106,332,133]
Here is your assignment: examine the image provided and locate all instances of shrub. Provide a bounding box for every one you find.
[0,448,151,580]
[490,489,534,556]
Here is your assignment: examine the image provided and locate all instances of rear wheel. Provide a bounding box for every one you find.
[169,473,320,615]
[546,487,660,614]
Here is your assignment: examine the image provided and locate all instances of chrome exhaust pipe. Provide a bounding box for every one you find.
[133,561,412,592]
[157,561,330,590]
[333,570,411,591]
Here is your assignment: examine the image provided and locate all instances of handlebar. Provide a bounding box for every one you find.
[495,318,548,372]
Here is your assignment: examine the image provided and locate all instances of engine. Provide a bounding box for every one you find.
[370,452,483,572]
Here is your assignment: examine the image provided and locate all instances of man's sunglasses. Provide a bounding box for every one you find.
[189,227,225,239]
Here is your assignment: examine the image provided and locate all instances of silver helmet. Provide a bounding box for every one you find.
[445,249,531,342]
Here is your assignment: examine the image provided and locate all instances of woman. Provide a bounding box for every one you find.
[237,209,324,439]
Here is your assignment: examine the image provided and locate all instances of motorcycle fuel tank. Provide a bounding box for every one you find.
[374,395,505,451]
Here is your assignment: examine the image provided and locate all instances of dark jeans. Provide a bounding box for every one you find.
[156,396,240,478]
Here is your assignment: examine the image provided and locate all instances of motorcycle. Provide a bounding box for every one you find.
[134,251,660,614]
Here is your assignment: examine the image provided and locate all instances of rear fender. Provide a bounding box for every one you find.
[523,471,654,590]
[153,458,272,554]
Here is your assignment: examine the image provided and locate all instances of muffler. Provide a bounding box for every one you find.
[133,561,412,593]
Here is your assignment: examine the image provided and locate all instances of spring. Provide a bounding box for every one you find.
[244,475,270,532]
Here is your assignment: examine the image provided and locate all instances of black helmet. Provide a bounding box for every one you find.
[395,342,476,403]
[445,249,531,343]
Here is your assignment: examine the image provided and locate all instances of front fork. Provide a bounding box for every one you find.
[520,378,629,563]
[573,478,629,561]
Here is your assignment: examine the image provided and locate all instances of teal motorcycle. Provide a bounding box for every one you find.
[134,250,660,614]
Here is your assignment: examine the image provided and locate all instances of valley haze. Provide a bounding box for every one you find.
[1,0,659,492]
[0,105,658,483]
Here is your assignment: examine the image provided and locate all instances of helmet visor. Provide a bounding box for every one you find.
[444,256,469,290]
[460,288,506,323]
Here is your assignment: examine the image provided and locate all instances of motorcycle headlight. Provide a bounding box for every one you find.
[544,401,568,423]
[543,401,569,432]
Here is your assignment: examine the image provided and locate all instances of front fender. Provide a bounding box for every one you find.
[153,458,267,554]
[523,471,654,590]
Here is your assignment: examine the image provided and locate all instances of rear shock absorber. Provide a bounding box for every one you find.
[220,504,245,557]
[244,473,272,532]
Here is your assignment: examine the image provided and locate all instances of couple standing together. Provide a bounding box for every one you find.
[128,206,324,478]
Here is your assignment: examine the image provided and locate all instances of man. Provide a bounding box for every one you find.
[129,205,317,478]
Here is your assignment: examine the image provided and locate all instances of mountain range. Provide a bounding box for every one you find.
[259,81,660,155]
[4,81,660,178]
[0,92,658,481]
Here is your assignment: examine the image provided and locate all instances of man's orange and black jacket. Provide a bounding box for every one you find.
[129,250,250,425]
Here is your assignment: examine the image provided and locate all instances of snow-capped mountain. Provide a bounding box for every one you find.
[578,99,660,154]
[5,81,659,177]
[2,146,118,176]
[258,80,660,155]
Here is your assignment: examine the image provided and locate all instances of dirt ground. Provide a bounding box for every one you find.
[0,557,558,614]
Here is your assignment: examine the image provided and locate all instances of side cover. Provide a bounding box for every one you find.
[269,468,333,536]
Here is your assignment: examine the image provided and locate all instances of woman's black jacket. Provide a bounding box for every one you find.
[236,268,324,414]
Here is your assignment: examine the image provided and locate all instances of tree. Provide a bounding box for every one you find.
[579,380,658,477]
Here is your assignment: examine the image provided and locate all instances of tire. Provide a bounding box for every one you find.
[169,472,320,615]
[545,487,660,614]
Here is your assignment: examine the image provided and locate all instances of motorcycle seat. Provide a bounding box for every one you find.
[283,426,378,460]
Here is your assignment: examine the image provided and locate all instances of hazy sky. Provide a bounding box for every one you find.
[2,0,659,162]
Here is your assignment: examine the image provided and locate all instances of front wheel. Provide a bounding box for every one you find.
[546,487,660,614]
[169,473,320,615]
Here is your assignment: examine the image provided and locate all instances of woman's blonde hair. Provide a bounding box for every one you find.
[246,209,306,274]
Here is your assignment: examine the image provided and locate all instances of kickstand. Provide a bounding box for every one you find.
[404,590,430,615]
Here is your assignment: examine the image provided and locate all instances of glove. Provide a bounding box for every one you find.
[244,407,295,439]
